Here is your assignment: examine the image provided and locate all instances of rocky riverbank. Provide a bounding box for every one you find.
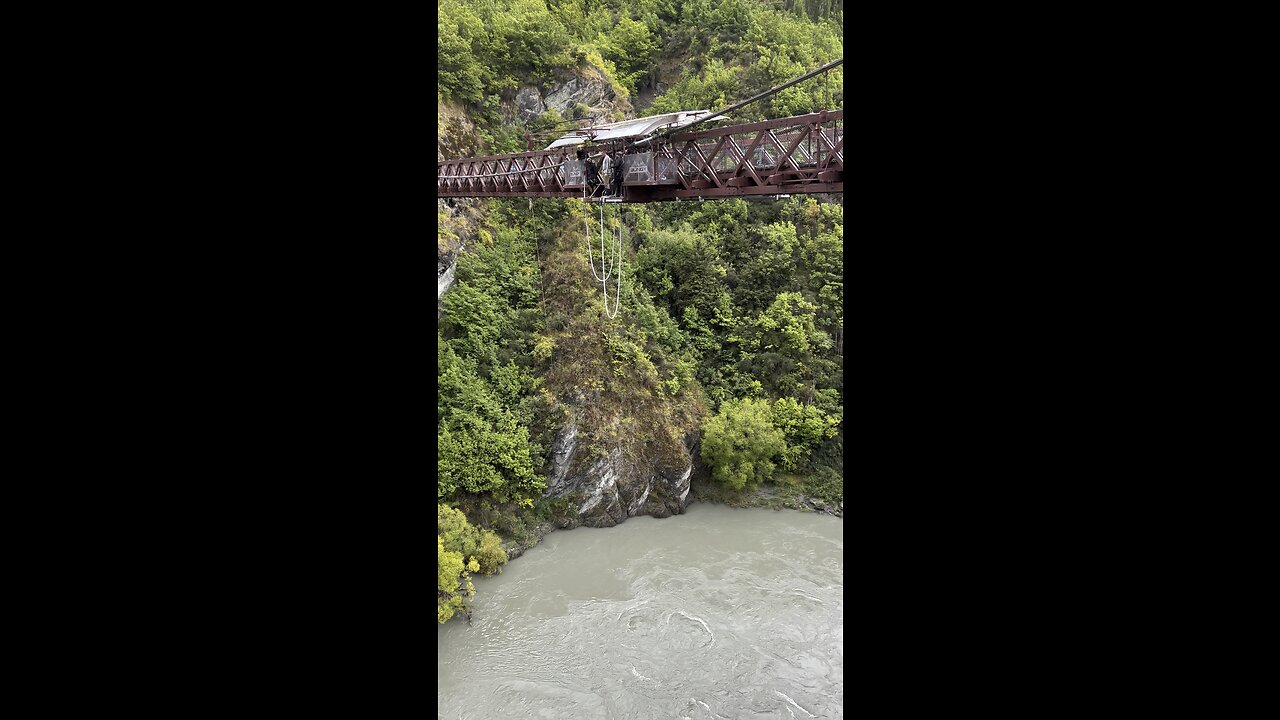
[501,520,559,562]
[498,472,841,564]
[687,473,844,518]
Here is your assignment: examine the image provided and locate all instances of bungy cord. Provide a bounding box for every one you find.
[582,184,623,318]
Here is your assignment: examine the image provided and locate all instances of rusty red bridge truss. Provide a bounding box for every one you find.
[437,110,842,202]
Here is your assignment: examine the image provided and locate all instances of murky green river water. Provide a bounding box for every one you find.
[438,504,844,719]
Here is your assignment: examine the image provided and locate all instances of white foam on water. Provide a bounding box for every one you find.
[693,698,731,719]
[792,590,822,603]
[676,611,715,647]
[774,690,815,718]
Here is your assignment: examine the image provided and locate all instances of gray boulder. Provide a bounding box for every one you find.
[515,86,545,120]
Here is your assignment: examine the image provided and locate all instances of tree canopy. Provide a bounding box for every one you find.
[700,398,786,490]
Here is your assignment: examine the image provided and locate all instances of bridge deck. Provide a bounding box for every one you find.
[438,110,842,202]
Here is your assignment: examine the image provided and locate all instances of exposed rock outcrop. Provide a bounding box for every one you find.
[643,462,693,519]
[438,100,479,161]
[543,412,697,528]
[438,198,484,312]
[504,64,633,128]
[515,86,545,120]
[544,73,612,117]
[438,241,462,302]
[437,98,484,311]
[546,420,580,497]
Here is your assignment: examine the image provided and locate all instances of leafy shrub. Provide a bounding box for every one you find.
[700,398,785,490]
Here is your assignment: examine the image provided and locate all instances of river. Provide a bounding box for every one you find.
[437,504,844,719]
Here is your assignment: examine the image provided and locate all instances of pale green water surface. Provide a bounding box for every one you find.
[438,504,843,719]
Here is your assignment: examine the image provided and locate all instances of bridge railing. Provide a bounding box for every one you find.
[437,109,843,199]
[660,109,843,192]
[438,146,585,197]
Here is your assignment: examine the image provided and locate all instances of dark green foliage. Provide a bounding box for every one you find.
[600,17,658,94]
[652,0,841,121]
[771,396,840,472]
[489,0,573,81]
[438,4,491,104]
[802,464,842,504]
[438,210,550,506]
[437,345,543,502]
[442,221,543,376]
[438,0,575,107]
[437,1,843,531]
[649,58,740,116]
[634,226,730,324]
[629,196,843,491]
[735,222,800,315]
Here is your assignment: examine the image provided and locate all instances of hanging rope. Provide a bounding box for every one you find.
[583,184,604,282]
[602,205,622,319]
[581,184,623,318]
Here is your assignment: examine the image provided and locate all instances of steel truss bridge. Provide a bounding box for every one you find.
[437,109,842,203]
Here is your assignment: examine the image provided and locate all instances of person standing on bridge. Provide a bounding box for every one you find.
[575,148,588,188]
[611,151,625,197]
[600,150,613,196]
[584,149,600,193]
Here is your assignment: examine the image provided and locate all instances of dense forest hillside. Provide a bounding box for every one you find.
[438,0,843,623]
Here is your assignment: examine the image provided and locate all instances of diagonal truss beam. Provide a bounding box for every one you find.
[437,110,842,200]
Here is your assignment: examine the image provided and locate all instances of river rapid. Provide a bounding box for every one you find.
[437,504,844,719]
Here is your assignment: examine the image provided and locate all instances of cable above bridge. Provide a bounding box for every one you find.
[437,108,842,202]
[439,58,842,203]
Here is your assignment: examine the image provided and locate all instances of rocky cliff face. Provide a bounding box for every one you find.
[438,99,483,312]
[543,413,696,528]
[438,250,457,295]
[509,63,633,125]
[437,198,482,315]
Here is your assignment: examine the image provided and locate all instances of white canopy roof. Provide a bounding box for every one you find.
[544,110,729,149]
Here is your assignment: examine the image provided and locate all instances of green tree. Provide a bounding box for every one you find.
[735,222,799,314]
[601,17,657,92]
[473,531,509,574]
[737,292,830,399]
[438,504,510,624]
[649,58,740,117]
[700,398,785,489]
[770,396,840,472]
[438,346,543,502]
[629,0,679,42]
[753,292,824,356]
[438,3,492,104]
[438,535,473,623]
[489,0,573,81]
[634,225,728,324]
[439,504,510,574]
